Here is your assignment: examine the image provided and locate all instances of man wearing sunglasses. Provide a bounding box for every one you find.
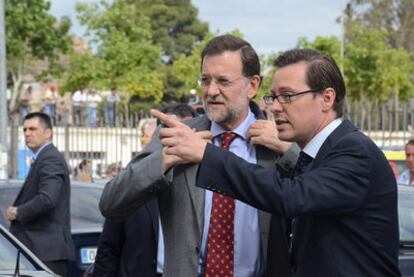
[152,48,400,276]
[100,34,299,277]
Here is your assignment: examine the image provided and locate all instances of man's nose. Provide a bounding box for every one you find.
[205,82,221,97]
[270,99,283,113]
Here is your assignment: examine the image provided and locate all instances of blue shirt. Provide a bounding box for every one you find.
[199,109,262,277]
[397,170,414,186]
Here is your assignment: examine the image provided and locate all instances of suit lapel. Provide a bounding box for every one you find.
[183,116,211,235]
[14,144,53,205]
[313,119,357,167]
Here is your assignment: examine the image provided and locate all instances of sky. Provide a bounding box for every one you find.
[49,0,349,55]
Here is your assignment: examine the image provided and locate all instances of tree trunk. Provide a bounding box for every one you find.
[9,62,24,112]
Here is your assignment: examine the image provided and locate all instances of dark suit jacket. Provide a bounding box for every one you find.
[93,199,159,277]
[197,119,400,276]
[10,143,74,262]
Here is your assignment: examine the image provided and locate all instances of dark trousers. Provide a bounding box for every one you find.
[44,260,68,276]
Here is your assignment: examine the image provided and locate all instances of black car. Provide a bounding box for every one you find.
[399,185,414,276]
[0,180,105,277]
[0,224,55,276]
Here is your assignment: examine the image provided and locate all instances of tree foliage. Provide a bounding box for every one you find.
[5,0,72,110]
[346,0,414,52]
[66,0,165,106]
[126,0,209,61]
[295,25,414,103]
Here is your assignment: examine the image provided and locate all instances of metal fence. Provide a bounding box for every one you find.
[8,112,153,180]
[7,102,414,180]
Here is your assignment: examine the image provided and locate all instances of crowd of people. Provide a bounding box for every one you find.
[5,34,403,277]
[17,85,121,127]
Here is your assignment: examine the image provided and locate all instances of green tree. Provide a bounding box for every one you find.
[346,0,414,52]
[5,0,72,110]
[127,0,209,61]
[170,33,213,100]
[71,0,165,110]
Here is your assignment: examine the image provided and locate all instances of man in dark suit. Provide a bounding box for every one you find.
[6,112,74,276]
[152,48,400,276]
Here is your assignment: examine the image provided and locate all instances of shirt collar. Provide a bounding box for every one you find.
[210,108,255,141]
[303,118,343,158]
[32,142,52,160]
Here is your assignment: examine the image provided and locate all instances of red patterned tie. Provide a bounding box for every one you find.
[204,132,237,277]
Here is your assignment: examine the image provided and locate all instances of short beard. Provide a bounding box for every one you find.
[205,105,244,128]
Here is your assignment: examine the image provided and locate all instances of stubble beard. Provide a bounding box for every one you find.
[204,100,245,129]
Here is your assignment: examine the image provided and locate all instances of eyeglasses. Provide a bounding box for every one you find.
[263,88,322,104]
[198,76,246,89]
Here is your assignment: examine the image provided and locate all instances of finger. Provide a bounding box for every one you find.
[196,130,213,140]
[159,127,182,138]
[150,109,182,128]
[159,137,179,147]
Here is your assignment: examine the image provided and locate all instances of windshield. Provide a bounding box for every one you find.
[0,229,37,270]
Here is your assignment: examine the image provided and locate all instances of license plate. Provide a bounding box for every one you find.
[80,247,97,264]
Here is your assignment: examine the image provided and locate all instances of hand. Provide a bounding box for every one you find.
[247,119,291,154]
[6,206,17,222]
[151,109,212,172]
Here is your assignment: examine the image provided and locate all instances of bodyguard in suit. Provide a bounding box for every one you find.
[152,48,400,276]
[6,112,74,276]
[100,35,299,277]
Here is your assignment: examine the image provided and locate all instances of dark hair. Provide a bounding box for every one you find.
[274,48,346,117]
[406,139,414,148]
[24,112,52,130]
[201,34,260,77]
[157,103,197,125]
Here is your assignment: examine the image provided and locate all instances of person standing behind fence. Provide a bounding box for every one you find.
[43,84,59,123]
[104,88,120,127]
[86,89,102,127]
[5,112,74,276]
[72,88,87,126]
[19,85,33,124]
[73,159,94,182]
[398,139,414,186]
[56,92,73,126]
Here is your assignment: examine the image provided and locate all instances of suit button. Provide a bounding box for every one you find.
[195,246,200,253]
[152,259,156,265]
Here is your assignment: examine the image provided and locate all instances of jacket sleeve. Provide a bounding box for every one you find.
[99,127,172,218]
[92,219,124,277]
[16,154,66,224]
[196,139,372,217]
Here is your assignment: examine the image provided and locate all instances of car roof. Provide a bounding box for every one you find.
[0,179,105,189]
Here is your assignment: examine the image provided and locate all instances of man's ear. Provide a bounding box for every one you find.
[46,128,53,140]
[247,75,261,100]
[321,88,336,112]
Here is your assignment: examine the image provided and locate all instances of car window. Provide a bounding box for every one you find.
[0,229,37,270]
[0,185,104,231]
[71,186,105,230]
[399,190,414,242]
